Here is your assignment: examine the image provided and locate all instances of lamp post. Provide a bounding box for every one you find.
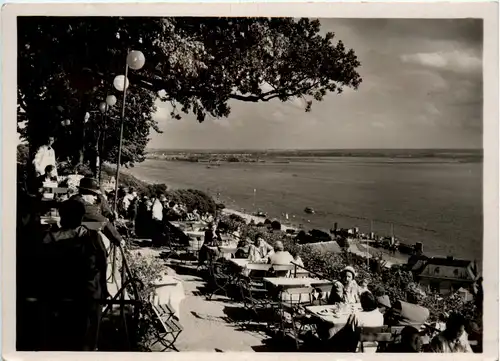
[112,50,146,213]
[97,95,117,183]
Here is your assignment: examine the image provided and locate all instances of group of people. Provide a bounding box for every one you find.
[196,225,477,354]
[307,265,475,353]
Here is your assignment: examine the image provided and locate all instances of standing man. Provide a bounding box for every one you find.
[33,136,58,178]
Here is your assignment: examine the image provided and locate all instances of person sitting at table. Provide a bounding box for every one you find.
[347,291,384,329]
[358,279,370,295]
[268,241,294,265]
[36,164,58,188]
[199,223,222,265]
[428,313,473,353]
[340,266,360,304]
[235,237,251,259]
[326,280,345,305]
[37,198,107,351]
[70,177,122,247]
[248,233,274,263]
[290,249,304,267]
[327,291,384,352]
[386,326,423,353]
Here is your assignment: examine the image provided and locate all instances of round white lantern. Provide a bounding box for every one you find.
[98,102,107,113]
[113,75,129,92]
[106,95,117,106]
[126,50,146,70]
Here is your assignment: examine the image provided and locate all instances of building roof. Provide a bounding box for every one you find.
[425,257,472,268]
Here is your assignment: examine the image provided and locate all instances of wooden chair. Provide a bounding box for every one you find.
[278,287,314,350]
[239,277,278,324]
[205,261,233,300]
[270,264,295,277]
[148,303,183,352]
[356,326,394,353]
[311,283,333,305]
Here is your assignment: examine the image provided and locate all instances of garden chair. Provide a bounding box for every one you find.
[205,261,233,300]
[278,286,314,350]
[311,283,333,305]
[270,264,295,277]
[239,276,278,323]
[356,326,394,353]
[147,303,183,352]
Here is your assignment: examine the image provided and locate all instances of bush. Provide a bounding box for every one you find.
[271,220,281,231]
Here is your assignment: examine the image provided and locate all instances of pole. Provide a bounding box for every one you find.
[98,104,108,185]
[113,63,129,214]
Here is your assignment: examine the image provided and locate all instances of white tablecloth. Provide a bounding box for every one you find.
[151,274,185,320]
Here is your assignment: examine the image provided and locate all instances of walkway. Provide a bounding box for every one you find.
[138,247,274,352]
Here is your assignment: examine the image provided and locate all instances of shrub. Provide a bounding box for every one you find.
[271,220,282,231]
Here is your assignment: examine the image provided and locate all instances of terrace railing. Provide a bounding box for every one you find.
[99,240,144,351]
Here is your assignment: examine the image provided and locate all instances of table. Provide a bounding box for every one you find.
[263,277,332,289]
[151,274,186,321]
[185,231,205,239]
[228,258,272,271]
[306,303,363,338]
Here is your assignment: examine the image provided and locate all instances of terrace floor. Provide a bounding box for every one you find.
[137,247,294,352]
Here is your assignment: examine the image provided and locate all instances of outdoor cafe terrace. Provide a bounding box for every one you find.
[19,183,482,353]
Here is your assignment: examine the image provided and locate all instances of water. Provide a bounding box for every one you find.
[127,155,483,262]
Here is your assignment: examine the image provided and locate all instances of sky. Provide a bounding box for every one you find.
[149,19,483,150]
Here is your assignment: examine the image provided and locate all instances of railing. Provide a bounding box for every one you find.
[99,240,144,351]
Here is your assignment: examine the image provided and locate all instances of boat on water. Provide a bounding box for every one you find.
[253,211,267,218]
[304,207,315,214]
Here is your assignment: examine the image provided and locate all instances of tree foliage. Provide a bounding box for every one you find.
[18,16,362,169]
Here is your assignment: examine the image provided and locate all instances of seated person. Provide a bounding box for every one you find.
[248,234,274,263]
[339,266,360,304]
[323,291,384,352]
[429,313,473,353]
[268,241,294,276]
[348,291,385,329]
[235,238,251,259]
[386,326,423,353]
[70,177,122,246]
[36,164,58,189]
[268,241,294,265]
[290,249,304,267]
[358,279,370,295]
[37,199,108,351]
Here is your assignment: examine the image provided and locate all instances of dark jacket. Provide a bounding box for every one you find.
[39,226,108,301]
[70,194,122,245]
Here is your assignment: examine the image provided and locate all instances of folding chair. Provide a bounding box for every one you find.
[278,287,314,350]
[311,283,333,305]
[270,264,295,278]
[239,277,278,324]
[205,261,233,300]
[357,326,394,353]
[148,303,183,352]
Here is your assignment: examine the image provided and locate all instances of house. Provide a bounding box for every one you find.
[416,256,478,296]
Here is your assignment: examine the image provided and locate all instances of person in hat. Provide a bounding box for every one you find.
[70,177,122,246]
[37,198,107,350]
[340,266,360,304]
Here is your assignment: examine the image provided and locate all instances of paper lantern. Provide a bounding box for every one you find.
[113,75,129,92]
[106,95,117,106]
[98,102,107,113]
[126,50,146,70]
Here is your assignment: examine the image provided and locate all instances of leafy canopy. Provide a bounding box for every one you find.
[18,17,362,167]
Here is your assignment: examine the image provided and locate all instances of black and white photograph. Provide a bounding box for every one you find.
[2,2,498,358]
